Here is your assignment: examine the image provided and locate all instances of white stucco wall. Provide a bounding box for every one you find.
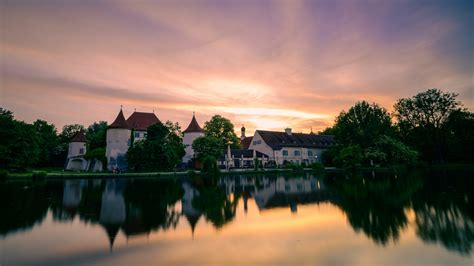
[68,142,86,158]
[275,147,326,165]
[247,131,274,158]
[182,132,204,163]
[106,128,131,170]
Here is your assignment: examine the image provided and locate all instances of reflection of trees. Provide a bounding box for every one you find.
[122,178,183,236]
[325,171,422,245]
[412,169,474,255]
[0,181,51,237]
[193,182,240,229]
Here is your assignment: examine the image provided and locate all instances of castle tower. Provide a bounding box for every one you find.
[106,108,131,171]
[182,112,204,164]
[65,130,88,171]
[68,130,87,158]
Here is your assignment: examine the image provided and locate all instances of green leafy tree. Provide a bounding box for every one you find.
[32,119,59,166]
[393,89,462,162]
[86,121,108,150]
[0,108,40,169]
[192,136,224,160]
[333,101,393,148]
[126,122,185,171]
[443,110,474,162]
[203,115,241,149]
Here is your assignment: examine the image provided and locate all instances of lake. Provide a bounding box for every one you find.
[1,168,473,265]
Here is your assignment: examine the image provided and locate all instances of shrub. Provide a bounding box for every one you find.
[202,156,220,175]
[309,162,324,170]
[284,162,303,171]
[0,169,9,179]
[333,145,363,169]
[32,171,47,179]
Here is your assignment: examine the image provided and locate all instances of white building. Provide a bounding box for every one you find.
[182,113,204,164]
[106,108,160,171]
[65,130,88,171]
[248,128,336,166]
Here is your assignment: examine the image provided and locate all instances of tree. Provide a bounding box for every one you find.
[86,121,107,150]
[32,120,59,166]
[333,101,393,149]
[444,110,474,162]
[394,89,462,162]
[203,115,241,149]
[0,108,40,169]
[192,136,224,160]
[126,122,185,171]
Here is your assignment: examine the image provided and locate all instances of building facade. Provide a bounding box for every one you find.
[106,109,160,171]
[248,128,336,166]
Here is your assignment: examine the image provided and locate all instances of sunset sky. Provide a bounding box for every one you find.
[1,0,473,135]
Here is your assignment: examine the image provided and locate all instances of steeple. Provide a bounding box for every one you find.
[183,112,204,133]
[109,108,130,129]
[241,124,246,141]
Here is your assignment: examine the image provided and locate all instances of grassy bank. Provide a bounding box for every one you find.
[2,163,472,180]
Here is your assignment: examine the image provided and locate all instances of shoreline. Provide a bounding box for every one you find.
[2,163,473,180]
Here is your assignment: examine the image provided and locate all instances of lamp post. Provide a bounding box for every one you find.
[226,140,233,171]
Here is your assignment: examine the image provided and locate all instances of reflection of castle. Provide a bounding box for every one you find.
[181,182,202,237]
[99,180,126,250]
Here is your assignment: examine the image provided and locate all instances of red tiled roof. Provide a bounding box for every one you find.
[71,130,87,142]
[183,114,204,133]
[127,112,161,131]
[109,109,130,129]
[241,136,253,149]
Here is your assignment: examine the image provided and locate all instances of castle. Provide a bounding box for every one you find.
[105,108,203,171]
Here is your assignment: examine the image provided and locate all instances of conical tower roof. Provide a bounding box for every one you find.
[183,113,204,133]
[109,109,130,129]
[70,130,87,142]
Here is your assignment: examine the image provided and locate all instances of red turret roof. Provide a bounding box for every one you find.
[183,114,204,133]
[127,112,161,131]
[109,109,130,129]
[71,130,87,142]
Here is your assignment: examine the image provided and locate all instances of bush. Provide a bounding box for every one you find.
[333,145,363,169]
[284,162,303,171]
[0,169,9,179]
[202,156,220,175]
[309,162,324,170]
[32,171,47,179]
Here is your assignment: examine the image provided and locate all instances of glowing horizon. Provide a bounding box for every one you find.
[1,0,472,135]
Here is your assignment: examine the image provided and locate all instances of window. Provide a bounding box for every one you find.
[79,148,84,155]
[135,132,140,138]
[294,150,301,156]
[308,150,313,156]
[252,140,261,145]
[282,150,288,156]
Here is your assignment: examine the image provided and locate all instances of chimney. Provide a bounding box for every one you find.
[285,128,292,135]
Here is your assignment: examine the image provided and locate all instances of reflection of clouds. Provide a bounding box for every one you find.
[1,0,472,131]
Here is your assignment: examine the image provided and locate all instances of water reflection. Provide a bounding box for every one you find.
[0,168,473,256]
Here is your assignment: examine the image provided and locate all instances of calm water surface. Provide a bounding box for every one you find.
[1,169,473,265]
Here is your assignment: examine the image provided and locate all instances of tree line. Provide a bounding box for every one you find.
[1,88,472,172]
[0,108,108,171]
[320,89,474,168]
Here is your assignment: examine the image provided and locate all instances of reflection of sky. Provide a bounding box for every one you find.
[1,0,473,134]
[1,202,470,265]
